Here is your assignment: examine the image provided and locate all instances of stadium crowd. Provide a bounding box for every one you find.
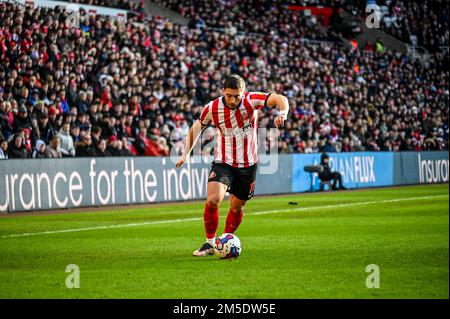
[61,0,450,52]
[153,0,340,41]
[155,0,449,52]
[337,0,449,52]
[0,1,448,160]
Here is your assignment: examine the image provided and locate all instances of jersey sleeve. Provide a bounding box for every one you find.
[199,102,212,126]
[247,92,272,110]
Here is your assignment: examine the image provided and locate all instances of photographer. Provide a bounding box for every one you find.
[318,153,347,191]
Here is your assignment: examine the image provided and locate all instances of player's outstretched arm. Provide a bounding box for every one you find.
[266,93,290,128]
[175,120,207,168]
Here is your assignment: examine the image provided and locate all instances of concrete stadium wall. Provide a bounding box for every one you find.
[0,152,448,213]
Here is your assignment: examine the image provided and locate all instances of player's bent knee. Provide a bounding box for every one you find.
[206,197,222,209]
[230,206,244,214]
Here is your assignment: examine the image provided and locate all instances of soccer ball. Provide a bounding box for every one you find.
[214,233,242,259]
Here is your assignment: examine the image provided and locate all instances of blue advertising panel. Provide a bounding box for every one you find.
[292,152,394,192]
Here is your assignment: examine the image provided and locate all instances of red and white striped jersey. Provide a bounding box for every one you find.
[199,91,271,168]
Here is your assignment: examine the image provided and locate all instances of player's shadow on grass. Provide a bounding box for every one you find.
[176,255,239,263]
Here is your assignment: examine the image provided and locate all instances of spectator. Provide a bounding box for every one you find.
[91,125,102,154]
[13,106,32,134]
[71,124,81,145]
[106,135,120,156]
[134,127,150,156]
[0,138,8,159]
[36,113,54,145]
[95,139,110,157]
[0,1,447,160]
[375,38,385,53]
[146,135,170,156]
[0,101,13,140]
[156,137,170,156]
[32,139,48,159]
[8,134,28,159]
[58,122,76,157]
[75,134,96,157]
[322,137,337,153]
[45,135,62,158]
[117,138,133,157]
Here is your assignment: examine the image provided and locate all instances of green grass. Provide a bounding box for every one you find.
[0,184,448,299]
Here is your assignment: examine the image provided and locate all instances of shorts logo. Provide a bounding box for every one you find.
[209,171,216,179]
[248,182,256,198]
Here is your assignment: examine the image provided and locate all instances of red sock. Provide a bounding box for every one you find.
[204,202,219,239]
[224,208,243,234]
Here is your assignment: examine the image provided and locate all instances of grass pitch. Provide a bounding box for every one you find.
[0,184,448,299]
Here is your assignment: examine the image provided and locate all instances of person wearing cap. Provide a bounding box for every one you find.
[32,139,48,159]
[33,100,46,119]
[47,106,59,123]
[107,135,119,156]
[29,88,41,106]
[13,105,32,133]
[318,153,346,191]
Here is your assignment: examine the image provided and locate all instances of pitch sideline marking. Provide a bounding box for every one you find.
[252,194,449,215]
[1,194,448,239]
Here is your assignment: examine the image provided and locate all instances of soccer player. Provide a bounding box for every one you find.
[176,74,290,256]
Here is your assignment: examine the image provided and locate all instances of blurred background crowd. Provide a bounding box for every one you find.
[0,0,448,160]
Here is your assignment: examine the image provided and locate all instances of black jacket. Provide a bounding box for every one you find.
[8,141,28,159]
[75,142,96,157]
[319,153,332,180]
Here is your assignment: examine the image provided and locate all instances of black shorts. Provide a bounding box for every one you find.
[208,161,258,201]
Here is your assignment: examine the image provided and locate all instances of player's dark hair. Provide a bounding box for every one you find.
[223,74,245,89]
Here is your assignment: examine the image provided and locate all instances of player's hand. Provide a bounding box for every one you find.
[175,156,187,168]
[274,115,285,128]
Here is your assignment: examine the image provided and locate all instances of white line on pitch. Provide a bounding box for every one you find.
[252,194,449,215]
[1,194,448,239]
